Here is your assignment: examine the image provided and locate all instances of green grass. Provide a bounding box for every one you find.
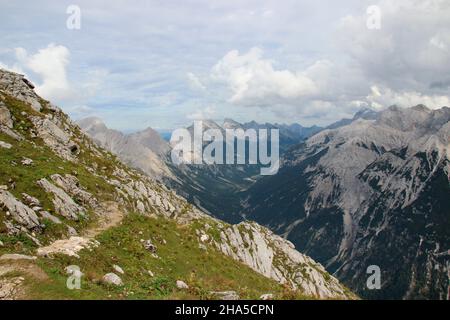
[24,214,311,300]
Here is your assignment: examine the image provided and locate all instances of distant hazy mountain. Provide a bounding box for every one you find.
[240,105,450,299]
[79,117,320,221]
[78,117,173,179]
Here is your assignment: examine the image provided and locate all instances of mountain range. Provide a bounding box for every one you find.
[79,101,450,300]
[240,104,450,299]
[0,68,352,300]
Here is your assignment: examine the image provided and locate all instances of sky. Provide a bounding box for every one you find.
[0,0,449,131]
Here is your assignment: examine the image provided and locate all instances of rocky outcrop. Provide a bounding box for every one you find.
[242,105,450,299]
[36,178,86,220]
[0,190,40,230]
[50,174,98,208]
[0,102,13,128]
[0,69,42,111]
[30,117,79,161]
[0,100,22,141]
[212,222,351,299]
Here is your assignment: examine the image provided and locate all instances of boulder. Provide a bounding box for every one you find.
[0,141,12,149]
[200,234,209,243]
[50,174,97,207]
[0,103,13,128]
[20,157,33,166]
[0,190,40,230]
[142,239,157,253]
[29,117,79,161]
[67,225,78,236]
[176,280,189,289]
[102,273,123,286]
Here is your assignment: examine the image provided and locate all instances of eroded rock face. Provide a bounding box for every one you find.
[0,69,42,111]
[30,117,79,161]
[0,101,22,141]
[36,178,86,220]
[214,222,351,299]
[0,190,40,230]
[0,102,13,128]
[50,174,98,208]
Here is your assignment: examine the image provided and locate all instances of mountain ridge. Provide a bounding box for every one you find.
[240,104,450,299]
[0,68,353,300]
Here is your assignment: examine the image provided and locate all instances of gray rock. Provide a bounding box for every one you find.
[37,178,85,220]
[259,293,274,300]
[30,117,79,161]
[0,240,3,247]
[113,265,124,275]
[215,221,351,299]
[136,200,145,213]
[0,190,40,229]
[0,254,37,261]
[0,276,24,299]
[0,141,12,149]
[0,69,42,111]
[0,103,13,128]
[67,225,78,236]
[210,291,240,300]
[0,125,23,141]
[50,174,98,208]
[176,280,189,289]
[39,211,62,224]
[102,273,123,286]
[142,239,157,253]
[22,193,41,207]
[21,157,33,166]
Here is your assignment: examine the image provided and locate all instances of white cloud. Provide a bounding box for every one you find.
[365,85,450,110]
[211,47,318,106]
[187,72,206,91]
[186,106,216,120]
[15,44,74,102]
[337,0,450,92]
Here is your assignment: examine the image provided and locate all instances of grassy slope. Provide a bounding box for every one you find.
[0,94,313,300]
[24,214,310,300]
